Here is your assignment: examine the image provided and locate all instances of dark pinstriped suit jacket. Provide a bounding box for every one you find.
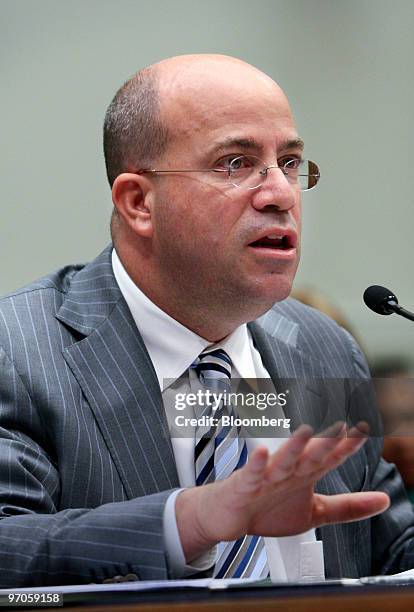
[1,244,414,587]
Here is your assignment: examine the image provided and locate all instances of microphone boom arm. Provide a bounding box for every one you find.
[388,302,414,322]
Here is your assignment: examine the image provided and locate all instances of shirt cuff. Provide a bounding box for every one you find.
[163,489,217,578]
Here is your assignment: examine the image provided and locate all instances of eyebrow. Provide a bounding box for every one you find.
[208,136,305,157]
[281,137,305,151]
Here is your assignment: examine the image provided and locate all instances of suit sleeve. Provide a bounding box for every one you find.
[344,331,414,575]
[0,346,176,587]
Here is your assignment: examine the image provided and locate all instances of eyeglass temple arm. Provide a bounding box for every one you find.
[136,168,228,175]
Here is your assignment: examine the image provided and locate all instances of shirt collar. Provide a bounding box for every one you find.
[112,249,256,390]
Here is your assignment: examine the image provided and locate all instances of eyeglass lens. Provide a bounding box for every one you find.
[228,155,319,191]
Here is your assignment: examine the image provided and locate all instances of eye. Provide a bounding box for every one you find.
[214,155,256,174]
[279,156,303,169]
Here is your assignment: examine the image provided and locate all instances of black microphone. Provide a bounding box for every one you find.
[363,285,414,322]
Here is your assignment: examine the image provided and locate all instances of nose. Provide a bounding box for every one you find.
[251,165,297,212]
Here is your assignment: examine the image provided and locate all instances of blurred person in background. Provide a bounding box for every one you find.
[372,358,414,504]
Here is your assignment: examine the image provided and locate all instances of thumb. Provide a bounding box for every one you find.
[312,492,390,526]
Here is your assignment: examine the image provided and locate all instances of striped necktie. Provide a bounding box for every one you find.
[193,348,269,579]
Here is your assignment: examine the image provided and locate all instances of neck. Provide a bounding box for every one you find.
[116,241,271,342]
[114,244,257,342]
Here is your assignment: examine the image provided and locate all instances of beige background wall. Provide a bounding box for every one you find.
[1,0,414,363]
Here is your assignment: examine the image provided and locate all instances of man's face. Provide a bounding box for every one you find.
[149,60,303,323]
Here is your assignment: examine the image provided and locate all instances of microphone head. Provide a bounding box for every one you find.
[363,285,398,315]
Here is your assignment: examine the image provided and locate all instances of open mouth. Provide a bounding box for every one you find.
[249,233,295,250]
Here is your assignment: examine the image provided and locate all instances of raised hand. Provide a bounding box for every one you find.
[176,422,390,562]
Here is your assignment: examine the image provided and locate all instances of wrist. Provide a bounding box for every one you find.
[175,486,219,563]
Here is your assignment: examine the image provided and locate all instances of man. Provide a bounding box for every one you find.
[0,54,413,587]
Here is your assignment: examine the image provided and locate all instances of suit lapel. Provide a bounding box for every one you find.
[249,309,360,578]
[248,315,330,432]
[57,246,178,499]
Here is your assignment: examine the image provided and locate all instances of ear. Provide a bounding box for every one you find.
[111,173,154,238]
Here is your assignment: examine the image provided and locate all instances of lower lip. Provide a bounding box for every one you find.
[247,246,297,260]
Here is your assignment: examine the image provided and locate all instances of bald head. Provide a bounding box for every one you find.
[103,54,289,188]
[154,53,280,94]
[157,55,290,151]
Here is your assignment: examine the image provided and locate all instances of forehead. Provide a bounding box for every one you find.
[158,61,297,155]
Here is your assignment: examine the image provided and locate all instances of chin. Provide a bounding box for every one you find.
[255,273,294,304]
[236,279,293,323]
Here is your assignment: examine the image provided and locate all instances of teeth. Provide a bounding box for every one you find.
[266,234,283,240]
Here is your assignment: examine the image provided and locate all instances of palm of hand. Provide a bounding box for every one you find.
[194,423,389,543]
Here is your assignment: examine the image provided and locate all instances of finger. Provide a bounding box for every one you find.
[298,421,369,478]
[266,425,314,483]
[319,427,369,474]
[347,421,370,437]
[295,422,347,477]
[234,446,269,495]
[312,492,390,526]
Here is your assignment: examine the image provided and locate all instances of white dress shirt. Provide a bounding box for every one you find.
[112,248,324,582]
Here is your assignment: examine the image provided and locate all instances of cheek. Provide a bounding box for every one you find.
[153,185,235,252]
[152,201,220,262]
